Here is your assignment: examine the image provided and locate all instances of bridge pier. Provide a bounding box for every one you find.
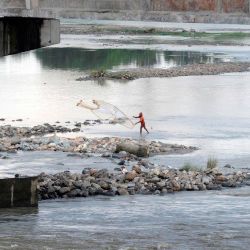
[0,17,59,56]
[0,176,38,208]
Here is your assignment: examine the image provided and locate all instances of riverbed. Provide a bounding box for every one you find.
[1,21,250,249]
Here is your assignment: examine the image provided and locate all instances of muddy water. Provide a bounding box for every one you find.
[1,46,250,168]
[1,33,250,249]
[1,189,250,249]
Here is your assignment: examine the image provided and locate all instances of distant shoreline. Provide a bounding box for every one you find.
[61,23,250,47]
[76,62,250,81]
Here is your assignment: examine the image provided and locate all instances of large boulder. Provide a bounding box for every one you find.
[115,141,149,157]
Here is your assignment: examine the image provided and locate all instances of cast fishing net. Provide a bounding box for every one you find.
[77,100,135,129]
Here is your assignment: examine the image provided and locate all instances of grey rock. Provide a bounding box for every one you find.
[102,190,116,196]
[118,160,125,165]
[99,180,109,190]
[117,188,129,195]
[1,155,10,159]
[72,128,80,132]
[202,176,211,185]
[68,189,81,197]
[154,190,161,195]
[59,187,70,195]
[75,122,82,127]
[156,181,166,188]
[91,183,101,190]
[128,189,135,195]
[118,151,128,157]
[47,185,55,193]
[206,183,222,190]
[80,190,89,197]
[132,165,142,174]
[102,152,111,158]
[224,164,233,169]
[127,182,135,188]
[73,180,83,188]
[150,176,161,183]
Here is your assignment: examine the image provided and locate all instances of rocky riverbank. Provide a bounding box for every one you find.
[38,166,250,200]
[0,120,105,138]
[0,133,197,156]
[76,62,250,81]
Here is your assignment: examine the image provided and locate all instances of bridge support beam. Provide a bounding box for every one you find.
[0,17,60,57]
[0,176,38,208]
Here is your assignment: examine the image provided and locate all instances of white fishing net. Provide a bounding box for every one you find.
[77,100,135,129]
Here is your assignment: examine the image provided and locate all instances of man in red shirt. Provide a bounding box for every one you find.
[133,112,149,135]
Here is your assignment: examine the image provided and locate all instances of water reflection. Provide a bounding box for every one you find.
[0,207,38,223]
[34,48,225,71]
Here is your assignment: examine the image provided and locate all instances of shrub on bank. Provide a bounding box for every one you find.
[207,157,218,169]
[180,163,202,172]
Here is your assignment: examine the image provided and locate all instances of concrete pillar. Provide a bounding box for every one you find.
[216,0,222,13]
[25,0,31,9]
[31,0,39,9]
[25,0,39,10]
[0,21,3,57]
[0,17,60,57]
[40,19,60,47]
[0,176,38,208]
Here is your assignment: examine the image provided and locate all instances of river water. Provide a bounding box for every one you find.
[1,28,250,249]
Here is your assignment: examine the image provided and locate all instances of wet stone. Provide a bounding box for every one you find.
[75,122,82,127]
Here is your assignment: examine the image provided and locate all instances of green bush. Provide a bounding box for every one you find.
[180,163,202,172]
[90,69,106,78]
[207,158,218,169]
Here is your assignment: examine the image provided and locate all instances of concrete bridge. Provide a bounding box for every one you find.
[0,0,59,56]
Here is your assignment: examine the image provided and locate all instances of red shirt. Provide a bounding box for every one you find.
[140,115,145,125]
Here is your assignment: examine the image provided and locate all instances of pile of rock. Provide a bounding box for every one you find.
[37,166,249,200]
[0,120,108,139]
[77,62,250,81]
[0,124,74,138]
[0,135,197,157]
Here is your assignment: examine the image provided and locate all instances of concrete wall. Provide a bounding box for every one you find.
[36,0,250,13]
[1,0,250,23]
[0,0,56,18]
[36,0,250,23]
[0,176,38,208]
[0,17,60,56]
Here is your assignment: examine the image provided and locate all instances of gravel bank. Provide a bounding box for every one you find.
[0,133,197,156]
[38,166,250,200]
[76,62,250,81]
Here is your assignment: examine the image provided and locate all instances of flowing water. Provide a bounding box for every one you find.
[1,189,250,250]
[1,28,250,249]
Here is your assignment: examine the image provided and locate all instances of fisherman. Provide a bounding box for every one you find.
[133,112,149,135]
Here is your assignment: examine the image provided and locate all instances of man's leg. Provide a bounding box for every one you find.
[144,125,149,134]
